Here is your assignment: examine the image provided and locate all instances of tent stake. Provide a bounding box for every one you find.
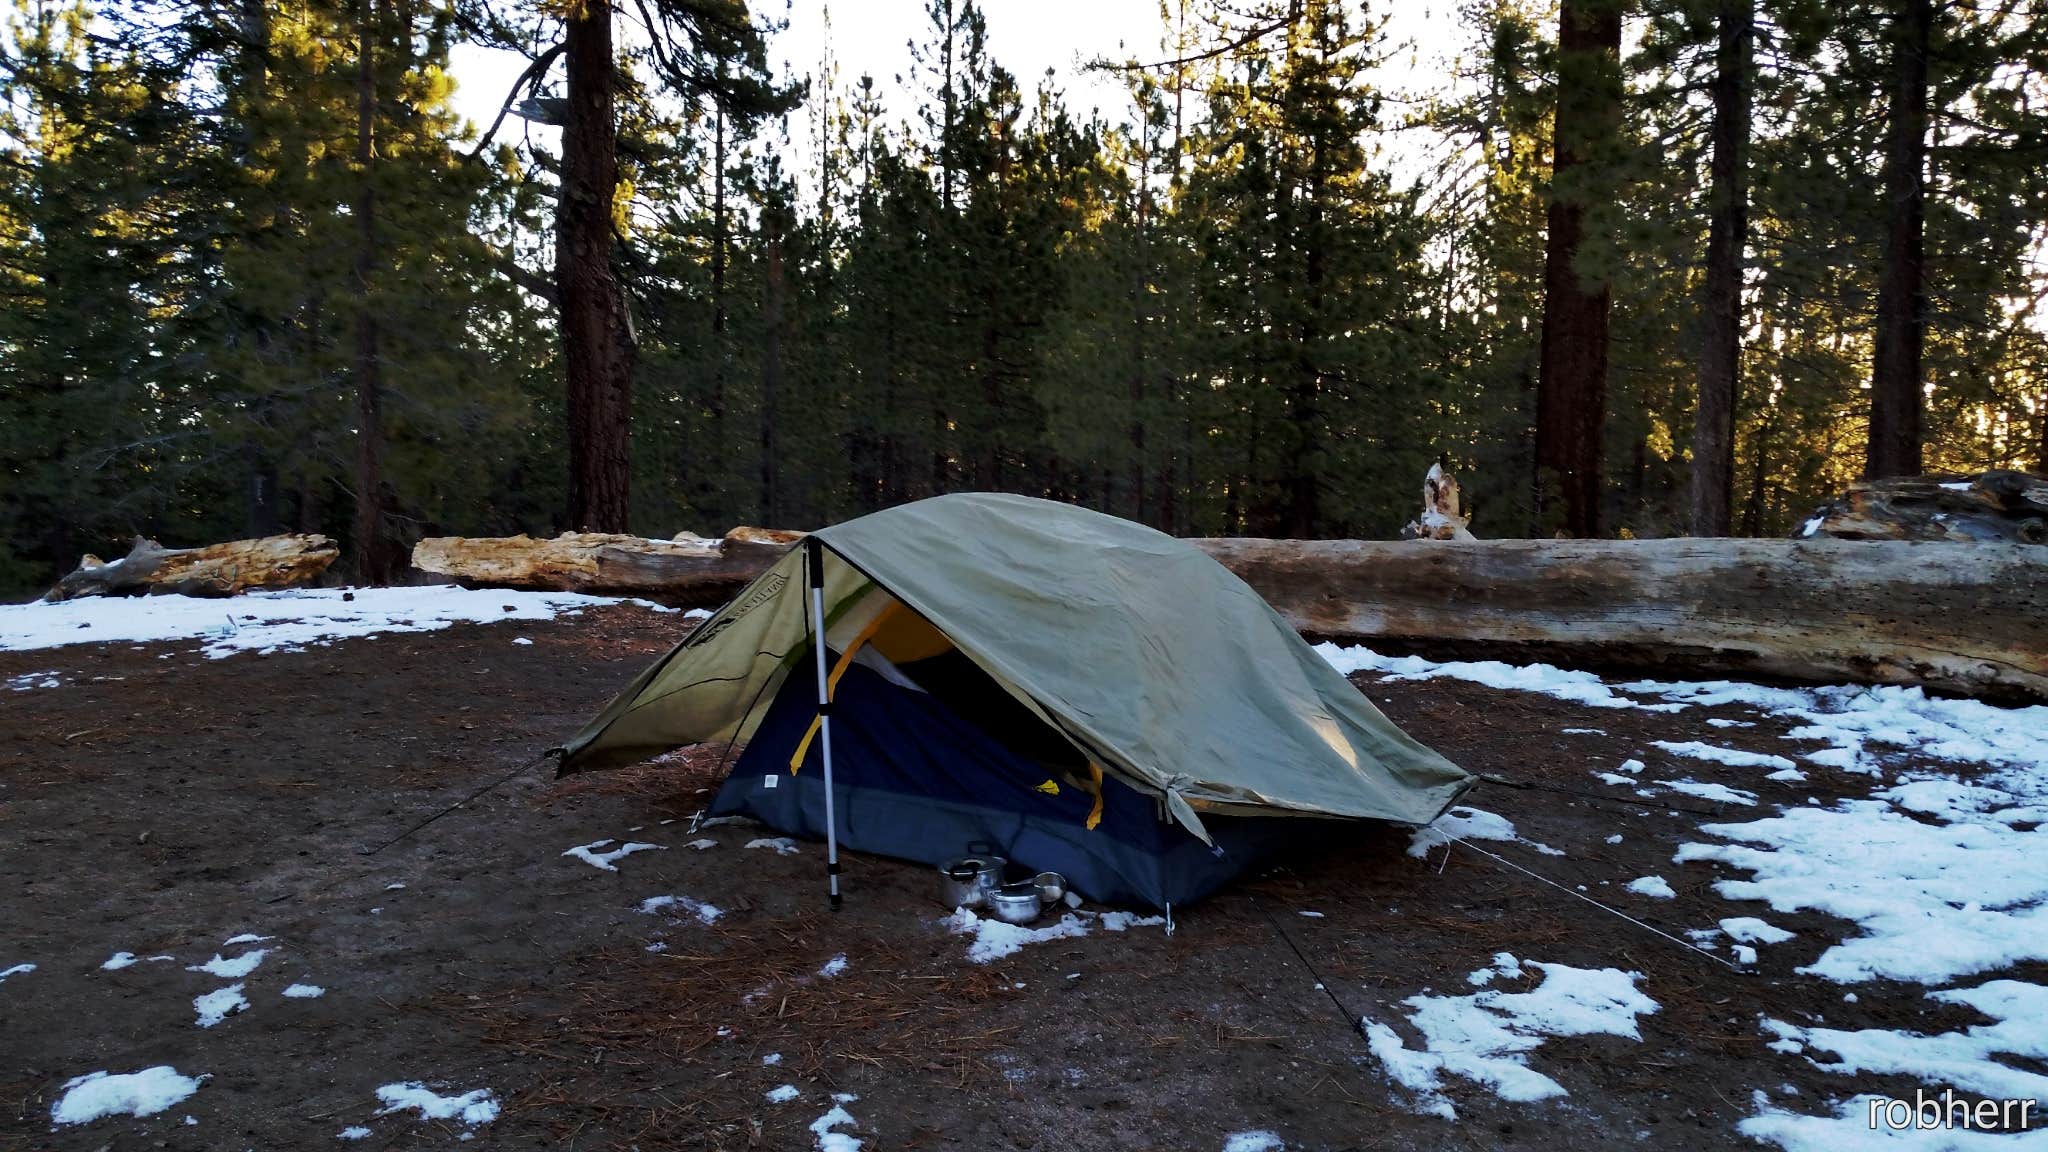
[805,536,843,911]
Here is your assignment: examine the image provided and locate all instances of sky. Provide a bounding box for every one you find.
[446,0,1473,162]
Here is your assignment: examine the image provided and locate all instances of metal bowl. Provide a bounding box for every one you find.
[1031,871,1067,905]
[985,881,1044,925]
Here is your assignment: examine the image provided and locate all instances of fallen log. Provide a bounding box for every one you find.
[1200,536,2048,702]
[412,529,2048,702]
[45,534,339,601]
[409,528,802,605]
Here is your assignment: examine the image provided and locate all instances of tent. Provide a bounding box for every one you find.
[556,493,1472,908]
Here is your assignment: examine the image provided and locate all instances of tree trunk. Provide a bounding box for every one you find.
[710,92,728,458]
[350,0,400,584]
[1740,429,1770,535]
[1689,0,1753,536]
[1287,71,1329,540]
[1535,0,1622,538]
[2037,386,2047,473]
[940,0,955,211]
[761,231,784,524]
[558,0,635,531]
[1867,0,1931,479]
[712,101,727,338]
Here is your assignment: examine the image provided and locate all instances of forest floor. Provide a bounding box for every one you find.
[2,596,2044,1151]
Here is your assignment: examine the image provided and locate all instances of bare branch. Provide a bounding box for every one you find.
[463,42,566,163]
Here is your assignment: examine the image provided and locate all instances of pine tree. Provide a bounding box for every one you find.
[1535,0,1624,537]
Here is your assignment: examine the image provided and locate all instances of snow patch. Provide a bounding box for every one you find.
[374,1082,499,1127]
[1764,980,2048,1104]
[49,1067,203,1125]
[1362,958,1659,1118]
[1651,740,1798,772]
[1655,779,1757,806]
[0,586,673,658]
[337,1126,371,1140]
[818,954,848,978]
[639,894,724,925]
[1625,876,1675,900]
[187,949,269,979]
[562,839,665,872]
[683,838,718,851]
[99,952,139,971]
[809,1093,863,1152]
[944,907,1164,964]
[6,670,61,690]
[767,1084,801,1103]
[746,837,802,855]
[1677,799,2048,984]
[1720,917,1794,945]
[1316,644,1684,712]
[282,983,326,999]
[1743,1096,2047,1150]
[0,962,35,982]
[193,985,249,1028]
[1222,1133,1286,1152]
[1322,645,2048,786]
[1408,806,1563,858]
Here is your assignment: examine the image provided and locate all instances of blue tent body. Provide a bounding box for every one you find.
[711,645,1328,909]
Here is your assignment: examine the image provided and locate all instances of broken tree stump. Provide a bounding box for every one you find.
[44,534,340,601]
[1400,463,1476,541]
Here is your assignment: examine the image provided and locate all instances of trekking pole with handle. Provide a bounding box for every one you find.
[804,536,843,910]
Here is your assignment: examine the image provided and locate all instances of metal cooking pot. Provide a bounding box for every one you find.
[986,881,1044,925]
[938,854,1005,908]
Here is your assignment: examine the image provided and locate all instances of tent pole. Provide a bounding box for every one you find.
[805,536,843,911]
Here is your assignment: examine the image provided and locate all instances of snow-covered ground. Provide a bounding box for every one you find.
[0,586,696,659]
[1323,642,2048,1148]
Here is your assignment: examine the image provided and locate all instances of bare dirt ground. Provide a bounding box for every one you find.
[0,605,2013,1150]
